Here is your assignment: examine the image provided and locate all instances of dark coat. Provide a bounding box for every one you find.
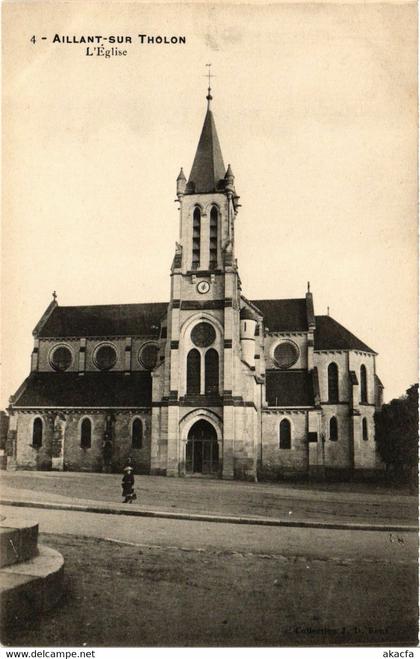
[122,471,135,497]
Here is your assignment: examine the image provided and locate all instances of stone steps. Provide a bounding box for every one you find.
[0,516,64,630]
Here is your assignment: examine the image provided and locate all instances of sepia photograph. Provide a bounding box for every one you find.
[1,0,418,651]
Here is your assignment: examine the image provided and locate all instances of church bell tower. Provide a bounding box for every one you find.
[150,79,261,480]
[174,88,240,275]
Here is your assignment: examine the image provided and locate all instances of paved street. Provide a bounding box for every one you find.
[0,504,417,561]
[1,470,417,524]
[1,472,418,647]
[1,503,418,647]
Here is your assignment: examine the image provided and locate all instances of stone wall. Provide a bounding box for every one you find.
[259,410,308,479]
[232,405,258,480]
[14,413,54,470]
[314,351,350,402]
[348,352,376,405]
[36,337,161,374]
[63,413,105,472]
[264,333,308,370]
[12,410,151,473]
[321,404,352,469]
[353,407,379,469]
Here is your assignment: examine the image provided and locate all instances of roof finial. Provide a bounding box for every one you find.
[327,306,330,316]
[52,290,57,301]
[205,63,214,110]
[307,281,310,293]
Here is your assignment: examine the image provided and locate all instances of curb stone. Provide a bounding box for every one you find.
[0,498,417,533]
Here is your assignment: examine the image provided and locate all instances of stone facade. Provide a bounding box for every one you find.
[7,95,384,480]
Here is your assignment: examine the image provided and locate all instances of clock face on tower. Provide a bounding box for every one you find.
[197,281,210,294]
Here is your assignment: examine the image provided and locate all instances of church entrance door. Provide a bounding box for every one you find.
[186,420,219,475]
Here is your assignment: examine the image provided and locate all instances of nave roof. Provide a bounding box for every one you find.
[36,303,168,338]
[35,298,374,353]
[12,371,152,408]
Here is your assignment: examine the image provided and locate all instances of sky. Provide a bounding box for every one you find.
[2,0,418,408]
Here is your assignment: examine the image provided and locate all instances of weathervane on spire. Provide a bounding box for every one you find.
[52,290,57,301]
[204,63,214,109]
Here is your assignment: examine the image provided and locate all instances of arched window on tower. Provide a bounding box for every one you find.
[80,418,92,449]
[329,416,338,441]
[192,207,201,270]
[360,365,368,403]
[362,417,368,441]
[205,349,219,395]
[187,349,201,394]
[279,419,291,449]
[209,206,218,270]
[328,363,339,403]
[132,418,143,449]
[32,417,43,449]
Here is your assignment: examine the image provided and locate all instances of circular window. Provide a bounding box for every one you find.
[273,342,299,369]
[139,343,159,370]
[191,322,216,348]
[50,345,72,372]
[94,345,117,371]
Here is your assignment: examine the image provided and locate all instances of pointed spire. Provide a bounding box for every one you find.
[186,107,226,194]
[176,167,186,197]
[225,164,234,181]
[186,66,226,194]
[305,283,315,330]
[177,167,186,182]
[225,164,235,192]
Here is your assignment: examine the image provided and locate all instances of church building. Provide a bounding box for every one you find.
[6,88,384,480]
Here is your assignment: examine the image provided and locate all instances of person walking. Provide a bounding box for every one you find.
[121,459,136,503]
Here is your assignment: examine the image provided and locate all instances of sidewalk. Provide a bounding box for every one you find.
[0,470,417,530]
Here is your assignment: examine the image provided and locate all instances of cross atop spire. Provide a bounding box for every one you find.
[205,63,214,110]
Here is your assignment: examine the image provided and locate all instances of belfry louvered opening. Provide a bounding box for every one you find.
[209,206,218,270]
[192,207,201,270]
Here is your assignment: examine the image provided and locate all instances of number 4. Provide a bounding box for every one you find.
[31,35,36,44]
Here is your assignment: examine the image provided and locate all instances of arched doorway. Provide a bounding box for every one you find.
[186,420,219,475]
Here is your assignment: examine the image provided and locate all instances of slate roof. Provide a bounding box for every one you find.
[314,315,375,353]
[375,374,384,388]
[265,370,315,407]
[186,109,226,193]
[34,299,374,357]
[251,299,308,332]
[349,370,359,385]
[36,303,168,338]
[12,372,152,408]
[240,306,258,321]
